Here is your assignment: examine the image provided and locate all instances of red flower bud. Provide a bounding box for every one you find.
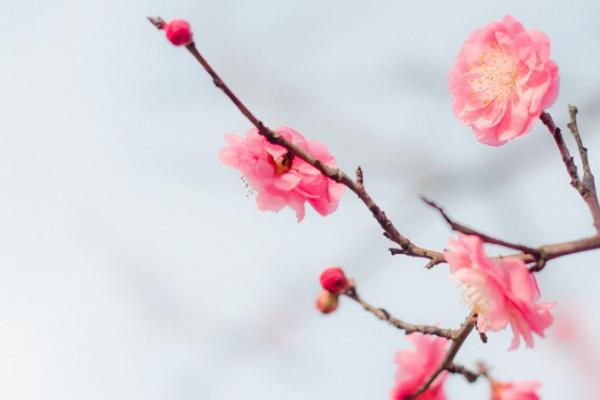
[165,19,193,46]
[319,266,349,294]
[315,290,339,314]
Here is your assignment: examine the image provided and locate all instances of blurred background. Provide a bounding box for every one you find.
[2,0,600,398]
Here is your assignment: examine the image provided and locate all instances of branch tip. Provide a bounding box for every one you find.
[147,16,166,30]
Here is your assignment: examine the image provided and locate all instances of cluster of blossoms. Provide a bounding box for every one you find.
[158,10,565,400]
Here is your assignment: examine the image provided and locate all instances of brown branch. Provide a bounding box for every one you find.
[345,288,454,339]
[407,312,477,399]
[541,110,600,233]
[150,18,600,275]
[421,196,541,257]
[446,363,482,383]
[148,20,600,398]
[148,17,443,263]
[566,105,600,233]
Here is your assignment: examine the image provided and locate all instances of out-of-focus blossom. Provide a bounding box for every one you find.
[444,234,554,349]
[315,290,339,314]
[449,15,559,145]
[390,333,449,400]
[491,380,540,400]
[219,127,344,221]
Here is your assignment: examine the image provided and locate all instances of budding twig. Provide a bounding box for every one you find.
[148,16,443,263]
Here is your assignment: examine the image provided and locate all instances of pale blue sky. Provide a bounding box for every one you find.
[1,1,600,398]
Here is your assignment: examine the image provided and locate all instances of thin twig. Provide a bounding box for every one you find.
[421,196,541,257]
[566,105,600,233]
[407,312,477,399]
[150,19,600,273]
[446,363,482,383]
[345,289,454,339]
[541,111,600,233]
[148,17,443,263]
[390,233,600,271]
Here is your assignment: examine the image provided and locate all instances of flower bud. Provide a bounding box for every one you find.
[319,266,349,294]
[316,290,339,314]
[165,19,193,46]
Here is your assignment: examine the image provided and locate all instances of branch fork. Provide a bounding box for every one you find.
[149,18,600,398]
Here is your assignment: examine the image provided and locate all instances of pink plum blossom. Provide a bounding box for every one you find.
[448,15,559,145]
[219,126,344,221]
[491,381,541,400]
[390,333,449,400]
[444,234,554,350]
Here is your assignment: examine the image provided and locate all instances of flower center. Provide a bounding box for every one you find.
[469,46,517,106]
[269,151,294,175]
[462,284,490,319]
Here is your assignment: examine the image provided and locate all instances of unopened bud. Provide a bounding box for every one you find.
[316,290,339,314]
[319,266,349,294]
[165,19,193,46]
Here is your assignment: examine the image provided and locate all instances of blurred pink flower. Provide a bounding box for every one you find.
[449,15,559,145]
[491,381,540,400]
[444,234,554,350]
[219,126,344,221]
[390,333,449,400]
[315,290,339,314]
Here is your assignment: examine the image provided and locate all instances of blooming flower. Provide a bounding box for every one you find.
[448,15,559,145]
[491,380,541,400]
[164,19,193,46]
[390,333,449,400]
[444,234,554,350]
[219,126,344,221]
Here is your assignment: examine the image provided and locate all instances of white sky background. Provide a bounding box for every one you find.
[1,0,600,399]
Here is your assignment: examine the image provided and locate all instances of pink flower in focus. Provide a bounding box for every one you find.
[390,333,449,400]
[449,15,559,145]
[444,234,554,350]
[219,127,344,221]
[491,380,541,400]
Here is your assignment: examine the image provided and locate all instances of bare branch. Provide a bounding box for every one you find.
[566,105,600,233]
[446,363,482,383]
[345,289,454,339]
[541,110,600,233]
[421,196,541,257]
